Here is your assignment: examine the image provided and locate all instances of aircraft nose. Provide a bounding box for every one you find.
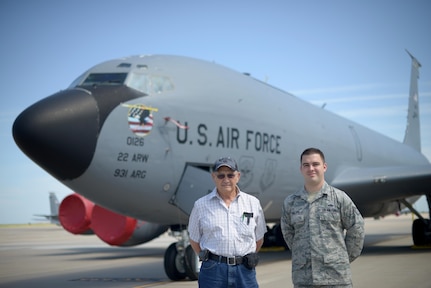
[13,85,146,181]
[12,88,99,181]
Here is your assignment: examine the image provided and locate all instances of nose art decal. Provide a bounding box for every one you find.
[122,104,158,137]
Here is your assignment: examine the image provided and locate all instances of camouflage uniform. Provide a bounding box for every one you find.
[281,182,364,287]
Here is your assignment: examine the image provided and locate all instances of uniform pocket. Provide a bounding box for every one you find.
[291,212,305,230]
[292,214,305,224]
[318,207,340,222]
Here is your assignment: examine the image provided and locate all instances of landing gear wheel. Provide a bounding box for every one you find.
[262,224,288,249]
[184,245,199,280]
[412,218,431,246]
[273,224,289,248]
[164,242,186,280]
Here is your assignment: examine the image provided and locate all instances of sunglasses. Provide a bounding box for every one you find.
[216,173,236,179]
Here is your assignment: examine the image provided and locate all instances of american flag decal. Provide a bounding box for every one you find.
[123,104,158,137]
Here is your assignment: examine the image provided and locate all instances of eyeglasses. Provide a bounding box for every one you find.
[216,173,236,179]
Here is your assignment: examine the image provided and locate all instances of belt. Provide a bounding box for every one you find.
[208,252,244,265]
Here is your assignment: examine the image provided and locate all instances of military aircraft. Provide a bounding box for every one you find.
[12,51,431,281]
[33,192,60,225]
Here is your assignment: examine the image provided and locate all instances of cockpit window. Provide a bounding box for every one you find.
[68,70,174,94]
[82,73,128,86]
[68,71,88,88]
[126,72,173,94]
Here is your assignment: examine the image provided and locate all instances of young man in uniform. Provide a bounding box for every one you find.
[281,148,365,288]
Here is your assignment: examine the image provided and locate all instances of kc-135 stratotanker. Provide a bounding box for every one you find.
[13,51,431,281]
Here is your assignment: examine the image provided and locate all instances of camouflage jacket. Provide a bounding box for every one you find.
[280,182,365,286]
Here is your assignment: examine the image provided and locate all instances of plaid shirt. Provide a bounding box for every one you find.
[188,187,267,257]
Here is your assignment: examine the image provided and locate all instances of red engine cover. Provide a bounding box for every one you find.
[91,205,137,246]
[59,193,168,246]
[59,193,94,234]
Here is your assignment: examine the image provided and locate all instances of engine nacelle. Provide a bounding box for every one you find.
[58,193,168,246]
[59,193,94,234]
[91,204,169,246]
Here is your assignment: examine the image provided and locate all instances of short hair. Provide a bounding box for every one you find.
[300,148,325,163]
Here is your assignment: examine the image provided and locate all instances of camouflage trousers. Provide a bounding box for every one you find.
[294,285,353,288]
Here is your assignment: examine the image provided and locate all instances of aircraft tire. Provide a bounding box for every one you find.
[412,218,431,246]
[184,245,199,281]
[273,224,289,248]
[164,242,186,281]
[262,224,288,249]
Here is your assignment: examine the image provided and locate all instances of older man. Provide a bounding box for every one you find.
[188,157,267,288]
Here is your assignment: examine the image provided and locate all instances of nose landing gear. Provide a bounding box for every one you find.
[163,228,199,281]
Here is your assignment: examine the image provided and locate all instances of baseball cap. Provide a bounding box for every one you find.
[213,157,238,171]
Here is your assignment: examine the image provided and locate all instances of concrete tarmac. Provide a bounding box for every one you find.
[0,214,430,288]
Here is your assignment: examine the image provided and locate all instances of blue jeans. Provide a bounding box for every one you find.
[198,259,258,288]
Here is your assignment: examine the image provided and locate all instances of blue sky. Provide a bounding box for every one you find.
[1,0,430,224]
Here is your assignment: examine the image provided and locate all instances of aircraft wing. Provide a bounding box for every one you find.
[33,214,60,225]
[331,164,431,211]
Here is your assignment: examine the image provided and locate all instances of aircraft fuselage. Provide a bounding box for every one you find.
[13,55,431,225]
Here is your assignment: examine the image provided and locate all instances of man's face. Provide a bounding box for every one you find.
[300,153,327,187]
[212,166,240,194]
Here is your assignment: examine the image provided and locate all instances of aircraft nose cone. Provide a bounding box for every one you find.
[12,88,99,180]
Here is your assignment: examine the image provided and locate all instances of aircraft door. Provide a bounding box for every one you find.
[171,165,213,215]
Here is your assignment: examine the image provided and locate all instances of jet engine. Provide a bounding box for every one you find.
[59,193,94,234]
[91,204,169,246]
[58,193,168,246]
